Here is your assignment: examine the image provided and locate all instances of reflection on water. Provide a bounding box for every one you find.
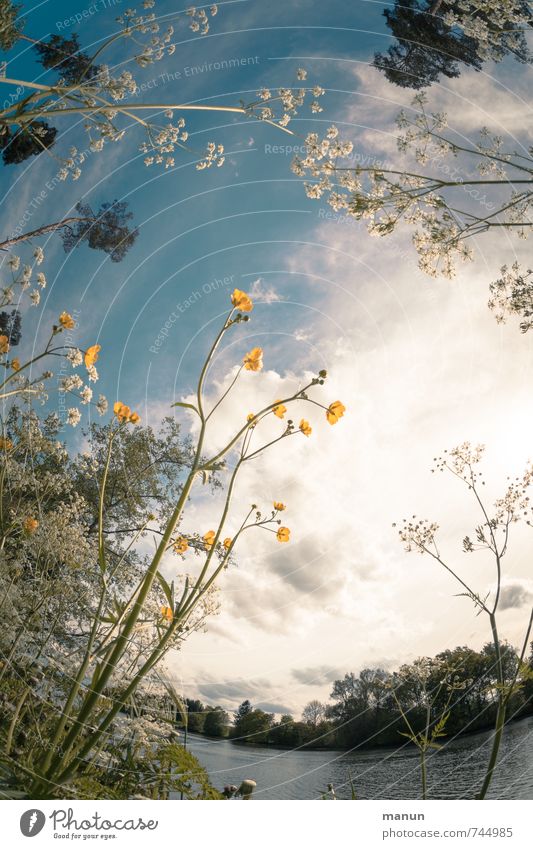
[185,716,533,800]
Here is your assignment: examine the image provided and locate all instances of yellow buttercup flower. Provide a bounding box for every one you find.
[59,311,76,330]
[0,335,10,354]
[113,403,140,425]
[174,537,189,554]
[23,517,39,535]
[113,402,131,422]
[273,401,287,419]
[231,288,253,312]
[203,530,216,548]
[276,526,290,543]
[243,347,263,372]
[85,344,101,368]
[299,419,312,437]
[247,413,255,423]
[273,502,286,512]
[11,358,20,371]
[326,400,346,425]
[223,537,232,550]
[161,606,173,622]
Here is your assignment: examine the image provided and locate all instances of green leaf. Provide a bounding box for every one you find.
[171,401,200,416]
[156,571,174,608]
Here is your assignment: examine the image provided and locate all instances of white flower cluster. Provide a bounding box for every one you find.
[293,92,532,278]
[140,117,190,169]
[1,247,47,310]
[433,441,486,479]
[396,517,440,554]
[252,71,327,131]
[115,5,175,67]
[186,5,218,35]
[488,262,533,332]
[196,141,225,170]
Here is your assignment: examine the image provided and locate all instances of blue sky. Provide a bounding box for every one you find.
[2,1,533,716]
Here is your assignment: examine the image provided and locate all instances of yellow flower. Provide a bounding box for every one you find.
[223,537,232,550]
[203,530,216,548]
[273,502,286,512]
[272,401,287,419]
[11,358,20,371]
[0,335,10,354]
[243,347,263,372]
[299,419,312,437]
[59,311,75,330]
[247,413,256,424]
[23,517,39,535]
[161,606,173,622]
[231,288,253,312]
[276,526,290,543]
[173,537,189,554]
[0,437,13,451]
[113,401,131,422]
[85,344,101,368]
[129,412,141,424]
[326,400,346,425]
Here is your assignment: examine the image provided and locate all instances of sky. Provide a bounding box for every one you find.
[1,0,533,718]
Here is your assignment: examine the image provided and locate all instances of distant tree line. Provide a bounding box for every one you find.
[178,641,533,750]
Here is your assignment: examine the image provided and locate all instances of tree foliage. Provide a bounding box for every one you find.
[0,309,21,346]
[0,0,23,51]
[1,121,57,166]
[374,1,532,89]
[32,33,100,85]
[60,201,140,263]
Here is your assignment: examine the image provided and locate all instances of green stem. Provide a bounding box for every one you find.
[478,613,505,799]
[420,748,427,801]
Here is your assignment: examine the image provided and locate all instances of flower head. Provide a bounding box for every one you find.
[277,526,290,542]
[243,347,263,372]
[231,288,253,312]
[67,348,83,367]
[85,344,101,368]
[0,437,13,451]
[23,517,39,535]
[67,408,81,427]
[273,401,287,419]
[114,402,131,422]
[273,501,286,511]
[161,606,173,622]
[174,537,189,554]
[0,335,10,354]
[299,419,312,437]
[59,311,76,330]
[203,530,216,548]
[129,412,141,424]
[11,358,20,371]
[326,400,346,425]
[223,537,232,550]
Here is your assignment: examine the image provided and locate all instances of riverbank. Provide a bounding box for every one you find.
[180,705,533,754]
[182,715,533,800]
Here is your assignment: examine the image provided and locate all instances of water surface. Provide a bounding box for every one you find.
[185,716,533,800]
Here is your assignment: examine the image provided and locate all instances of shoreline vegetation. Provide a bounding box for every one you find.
[128,640,533,753]
[187,710,533,753]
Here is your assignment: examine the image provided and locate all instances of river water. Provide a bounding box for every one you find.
[185,716,533,799]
